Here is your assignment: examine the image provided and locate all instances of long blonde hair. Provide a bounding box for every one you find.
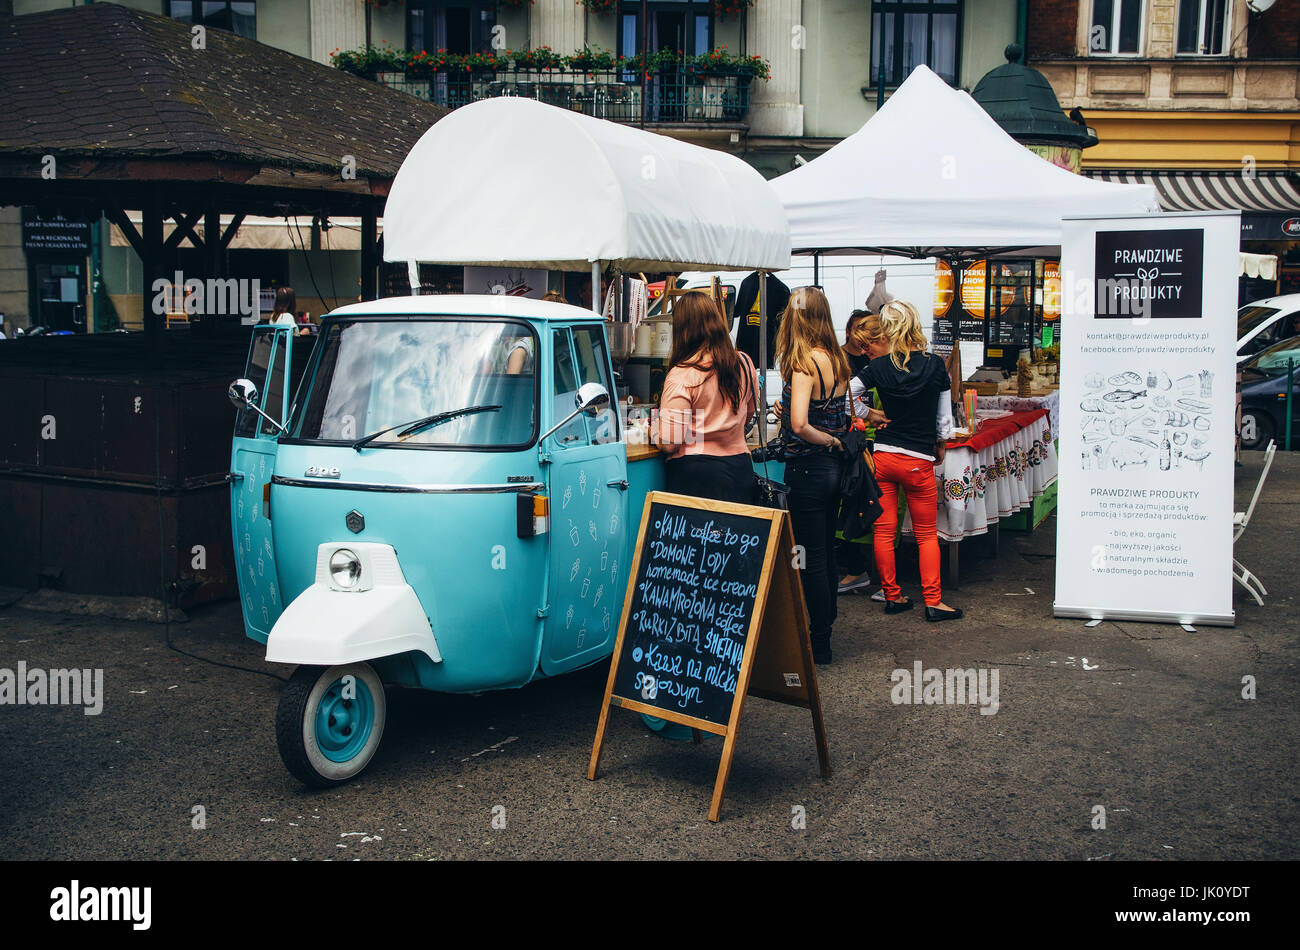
[879,299,928,372]
[776,286,850,390]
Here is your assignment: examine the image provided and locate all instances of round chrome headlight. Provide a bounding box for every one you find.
[329,548,362,589]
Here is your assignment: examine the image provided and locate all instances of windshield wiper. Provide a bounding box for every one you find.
[351,405,502,451]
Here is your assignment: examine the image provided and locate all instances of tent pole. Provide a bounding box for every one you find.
[813,252,820,287]
[758,270,768,443]
[591,261,601,314]
[408,260,420,296]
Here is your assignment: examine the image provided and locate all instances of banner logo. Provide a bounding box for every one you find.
[1094,228,1204,320]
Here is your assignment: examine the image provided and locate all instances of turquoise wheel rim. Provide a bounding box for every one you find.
[314,674,375,763]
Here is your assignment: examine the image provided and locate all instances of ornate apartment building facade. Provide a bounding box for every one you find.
[1027,0,1300,293]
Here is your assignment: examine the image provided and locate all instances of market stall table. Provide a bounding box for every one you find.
[980,392,1060,442]
[927,408,1058,586]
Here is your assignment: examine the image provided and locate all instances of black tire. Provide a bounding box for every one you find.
[1240,410,1275,451]
[275,663,387,788]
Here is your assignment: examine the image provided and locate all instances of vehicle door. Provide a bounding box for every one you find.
[230,325,296,643]
[541,324,628,674]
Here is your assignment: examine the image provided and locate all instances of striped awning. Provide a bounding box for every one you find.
[1086,170,1300,214]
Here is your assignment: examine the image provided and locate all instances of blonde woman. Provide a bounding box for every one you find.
[838,311,892,598]
[774,287,851,664]
[855,300,961,622]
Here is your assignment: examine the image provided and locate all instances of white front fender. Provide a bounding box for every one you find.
[266,543,442,667]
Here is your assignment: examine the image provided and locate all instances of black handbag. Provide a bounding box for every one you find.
[753,472,790,510]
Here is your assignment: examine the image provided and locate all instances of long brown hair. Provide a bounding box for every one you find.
[776,286,850,389]
[668,291,749,413]
[272,286,296,317]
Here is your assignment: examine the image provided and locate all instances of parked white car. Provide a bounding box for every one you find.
[1238,294,1300,364]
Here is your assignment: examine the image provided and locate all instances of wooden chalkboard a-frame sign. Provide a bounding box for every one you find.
[587,491,831,822]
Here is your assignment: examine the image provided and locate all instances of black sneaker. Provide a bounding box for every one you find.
[812,646,833,665]
[837,575,874,595]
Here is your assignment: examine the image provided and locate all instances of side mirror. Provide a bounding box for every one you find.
[228,377,286,435]
[228,377,259,410]
[576,382,611,417]
[540,383,612,445]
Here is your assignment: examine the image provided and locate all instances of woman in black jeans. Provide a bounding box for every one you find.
[773,287,850,664]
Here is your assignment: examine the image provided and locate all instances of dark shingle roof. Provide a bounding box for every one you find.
[0,4,447,181]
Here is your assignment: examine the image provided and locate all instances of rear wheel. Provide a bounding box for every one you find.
[1240,411,1275,451]
[276,663,387,787]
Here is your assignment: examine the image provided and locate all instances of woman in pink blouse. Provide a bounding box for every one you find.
[654,291,760,504]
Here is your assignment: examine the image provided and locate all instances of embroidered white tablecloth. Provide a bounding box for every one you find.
[930,410,1058,542]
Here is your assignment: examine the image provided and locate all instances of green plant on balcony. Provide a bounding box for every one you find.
[710,0,754,20]
[330,44,406,78]
[462,50,509,72]
[616,48,685,78]
[581,0,618,14]
[405,48,454,78]
[686,48,770,81]
[568,45,616,72]
[511,46,567,71]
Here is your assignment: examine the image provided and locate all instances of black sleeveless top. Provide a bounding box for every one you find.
[779,357,850,457]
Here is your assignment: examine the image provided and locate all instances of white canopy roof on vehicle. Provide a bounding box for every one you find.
[770,65,1161,256]
[383,97,790,273]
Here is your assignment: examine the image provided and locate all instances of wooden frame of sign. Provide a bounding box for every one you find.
[587,491,831,822]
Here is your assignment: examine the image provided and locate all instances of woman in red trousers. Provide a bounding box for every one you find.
[853,300,963,622]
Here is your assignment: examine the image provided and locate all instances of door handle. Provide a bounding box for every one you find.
[607,479,629,490]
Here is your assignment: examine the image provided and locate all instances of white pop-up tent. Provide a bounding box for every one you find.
[383,96,790,274]
[771,65,1160,257]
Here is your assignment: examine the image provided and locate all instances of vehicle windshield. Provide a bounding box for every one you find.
[1243,334,1300,376]
[290,318,538,448]
[1237,305,1280,338]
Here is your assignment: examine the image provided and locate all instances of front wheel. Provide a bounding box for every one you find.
[276,663,387,787]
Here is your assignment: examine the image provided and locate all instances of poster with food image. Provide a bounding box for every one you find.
[463,266,548,299]
[1055,212,1239,627]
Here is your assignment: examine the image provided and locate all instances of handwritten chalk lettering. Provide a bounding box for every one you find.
[643,644,683,676]
[702,630,746,667]
[640,581,718,625]
[655,512,688,540]
[616,502,771,724]
[703,662,737,693]
[648,539,698,567]
[655,677,703,709]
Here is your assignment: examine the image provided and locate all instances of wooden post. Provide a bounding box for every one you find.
[141,194,165,363]
[758,269,767,441]
[361,210,378,301]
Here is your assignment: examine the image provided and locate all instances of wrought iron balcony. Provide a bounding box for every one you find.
[374,67,753,125]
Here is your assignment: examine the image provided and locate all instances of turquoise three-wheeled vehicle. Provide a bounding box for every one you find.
[229,294,660,785]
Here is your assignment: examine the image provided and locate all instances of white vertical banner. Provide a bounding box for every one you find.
[1055,211,1239,626]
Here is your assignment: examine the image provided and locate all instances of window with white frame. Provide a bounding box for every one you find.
[1089,0,1144,56]
[1176,0,1231,55]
